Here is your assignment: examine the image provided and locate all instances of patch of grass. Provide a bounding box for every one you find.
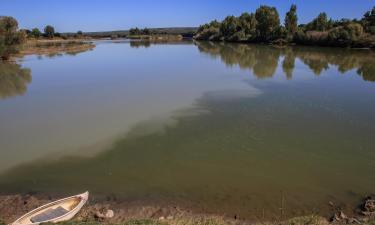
[361,221,375,225]
[42,219,168,225]
[278,215,329,225]
[124,219,168,225]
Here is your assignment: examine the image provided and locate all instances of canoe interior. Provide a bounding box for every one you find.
[18,197,81,224]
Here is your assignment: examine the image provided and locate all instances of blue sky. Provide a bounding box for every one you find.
[1,0,374,32]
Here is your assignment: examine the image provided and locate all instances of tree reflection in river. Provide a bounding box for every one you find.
[195,41,375,82]
[0,62,31,99]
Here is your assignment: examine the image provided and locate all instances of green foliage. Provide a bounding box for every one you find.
[194,5,373,47]
[195,20,221,41]
[238,12,257,37]
[305,13,332,31]
[273,26,287,39]
[294,30,329,46]
[195,26,220,41]
[362,6,375,34]
[129,27,152,36]
[255,5,280,41]
[285,4,298,35]
[129,27,140,35]
[31,28,42,38]
[143,28,150,35]
[332,18,352,27]
[220,16,240,40]
[227,30,246,42]
[328,23,364,46]
[44,25,55,38]
[209,20,220,29]
[0,16,26,60]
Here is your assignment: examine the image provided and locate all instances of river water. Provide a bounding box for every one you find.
[0,40,374,220]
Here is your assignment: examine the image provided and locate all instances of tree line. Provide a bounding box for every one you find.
[26,25,55,38]
[194,5,375,47]
[0,16,89,60]
[0,16,61,60]
[129,27,153,36]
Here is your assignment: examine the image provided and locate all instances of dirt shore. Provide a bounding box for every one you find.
[0,193,243,225]
[14,39,96,59]
[1,193,375,225]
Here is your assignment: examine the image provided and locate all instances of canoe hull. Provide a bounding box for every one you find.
[12,191,89,225]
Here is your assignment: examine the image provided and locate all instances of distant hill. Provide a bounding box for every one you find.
[63,27,198,38]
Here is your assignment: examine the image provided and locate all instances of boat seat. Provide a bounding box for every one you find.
[30,206,68,223]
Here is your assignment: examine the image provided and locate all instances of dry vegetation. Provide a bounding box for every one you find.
[18,39,95,57]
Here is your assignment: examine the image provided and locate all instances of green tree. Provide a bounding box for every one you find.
[129,27,140,35]
[143,28,150,35]
[194,20,221,41]
[255,5,280,40]
[238,12,257,37]
[44,25,55,38]
[285,4,298,34]
[306,13,331,31]
[0,16,26,60]
[220,16,239,39]
[328,22,364,45]
[31,28,42,38]
[362,6,375,34]
[197,24,209,33]
[209,20,220,29]
[77,30,83,36]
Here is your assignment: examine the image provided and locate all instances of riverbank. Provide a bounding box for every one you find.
[127,34,183,41]
[13,39,96,59]
[1,194,374,225]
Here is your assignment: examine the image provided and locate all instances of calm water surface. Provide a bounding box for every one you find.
[0,41,375,220]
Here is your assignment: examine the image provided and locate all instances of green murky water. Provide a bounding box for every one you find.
[0,41,375,220]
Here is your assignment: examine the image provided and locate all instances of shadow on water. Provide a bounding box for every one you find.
[0,62,31,99]
[195,41,375,82]
[1,76,375,220]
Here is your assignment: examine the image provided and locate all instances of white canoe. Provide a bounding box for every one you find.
[12,191,89,225]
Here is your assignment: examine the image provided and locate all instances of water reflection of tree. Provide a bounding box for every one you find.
[195,41,375,82]
[0,62,32,99]
[129,40,194,49]
[358,63,375,82]
[282,48,295,80]
[129,41,151,48]
[197,42,280,79]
